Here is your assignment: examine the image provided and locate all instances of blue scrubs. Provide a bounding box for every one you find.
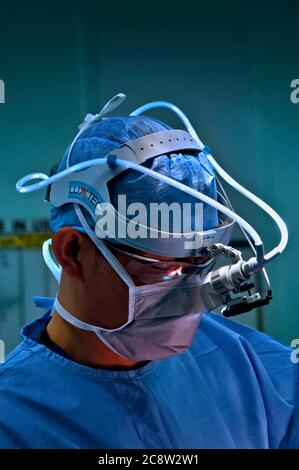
[0,311,298,448]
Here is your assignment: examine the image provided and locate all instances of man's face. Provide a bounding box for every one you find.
[53,228,210,329]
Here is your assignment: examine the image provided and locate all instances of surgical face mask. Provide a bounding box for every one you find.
[53,208,208,361]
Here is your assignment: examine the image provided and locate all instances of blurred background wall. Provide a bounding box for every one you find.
[0,0,298,353]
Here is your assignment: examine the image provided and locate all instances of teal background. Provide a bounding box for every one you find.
[0,0,298,351]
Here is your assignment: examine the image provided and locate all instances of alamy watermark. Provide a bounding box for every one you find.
[290,79,299,104]
[0,79,5,104]
[94,195,204,249]
[290,339,299,364]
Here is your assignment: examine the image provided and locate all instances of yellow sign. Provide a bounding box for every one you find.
[0,233,52,248]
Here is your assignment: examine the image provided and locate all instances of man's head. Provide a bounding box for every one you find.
[50,114,219,330]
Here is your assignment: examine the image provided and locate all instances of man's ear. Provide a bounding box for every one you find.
[52,228,92,279]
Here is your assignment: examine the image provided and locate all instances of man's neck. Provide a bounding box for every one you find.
[46,311,148,370]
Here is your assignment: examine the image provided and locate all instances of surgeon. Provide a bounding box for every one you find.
[0,100,298,449]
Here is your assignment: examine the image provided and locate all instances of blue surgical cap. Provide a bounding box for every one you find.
[50,115,219,235]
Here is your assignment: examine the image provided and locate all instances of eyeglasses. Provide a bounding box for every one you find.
[102,240,211,264]
[102,240,213,283]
